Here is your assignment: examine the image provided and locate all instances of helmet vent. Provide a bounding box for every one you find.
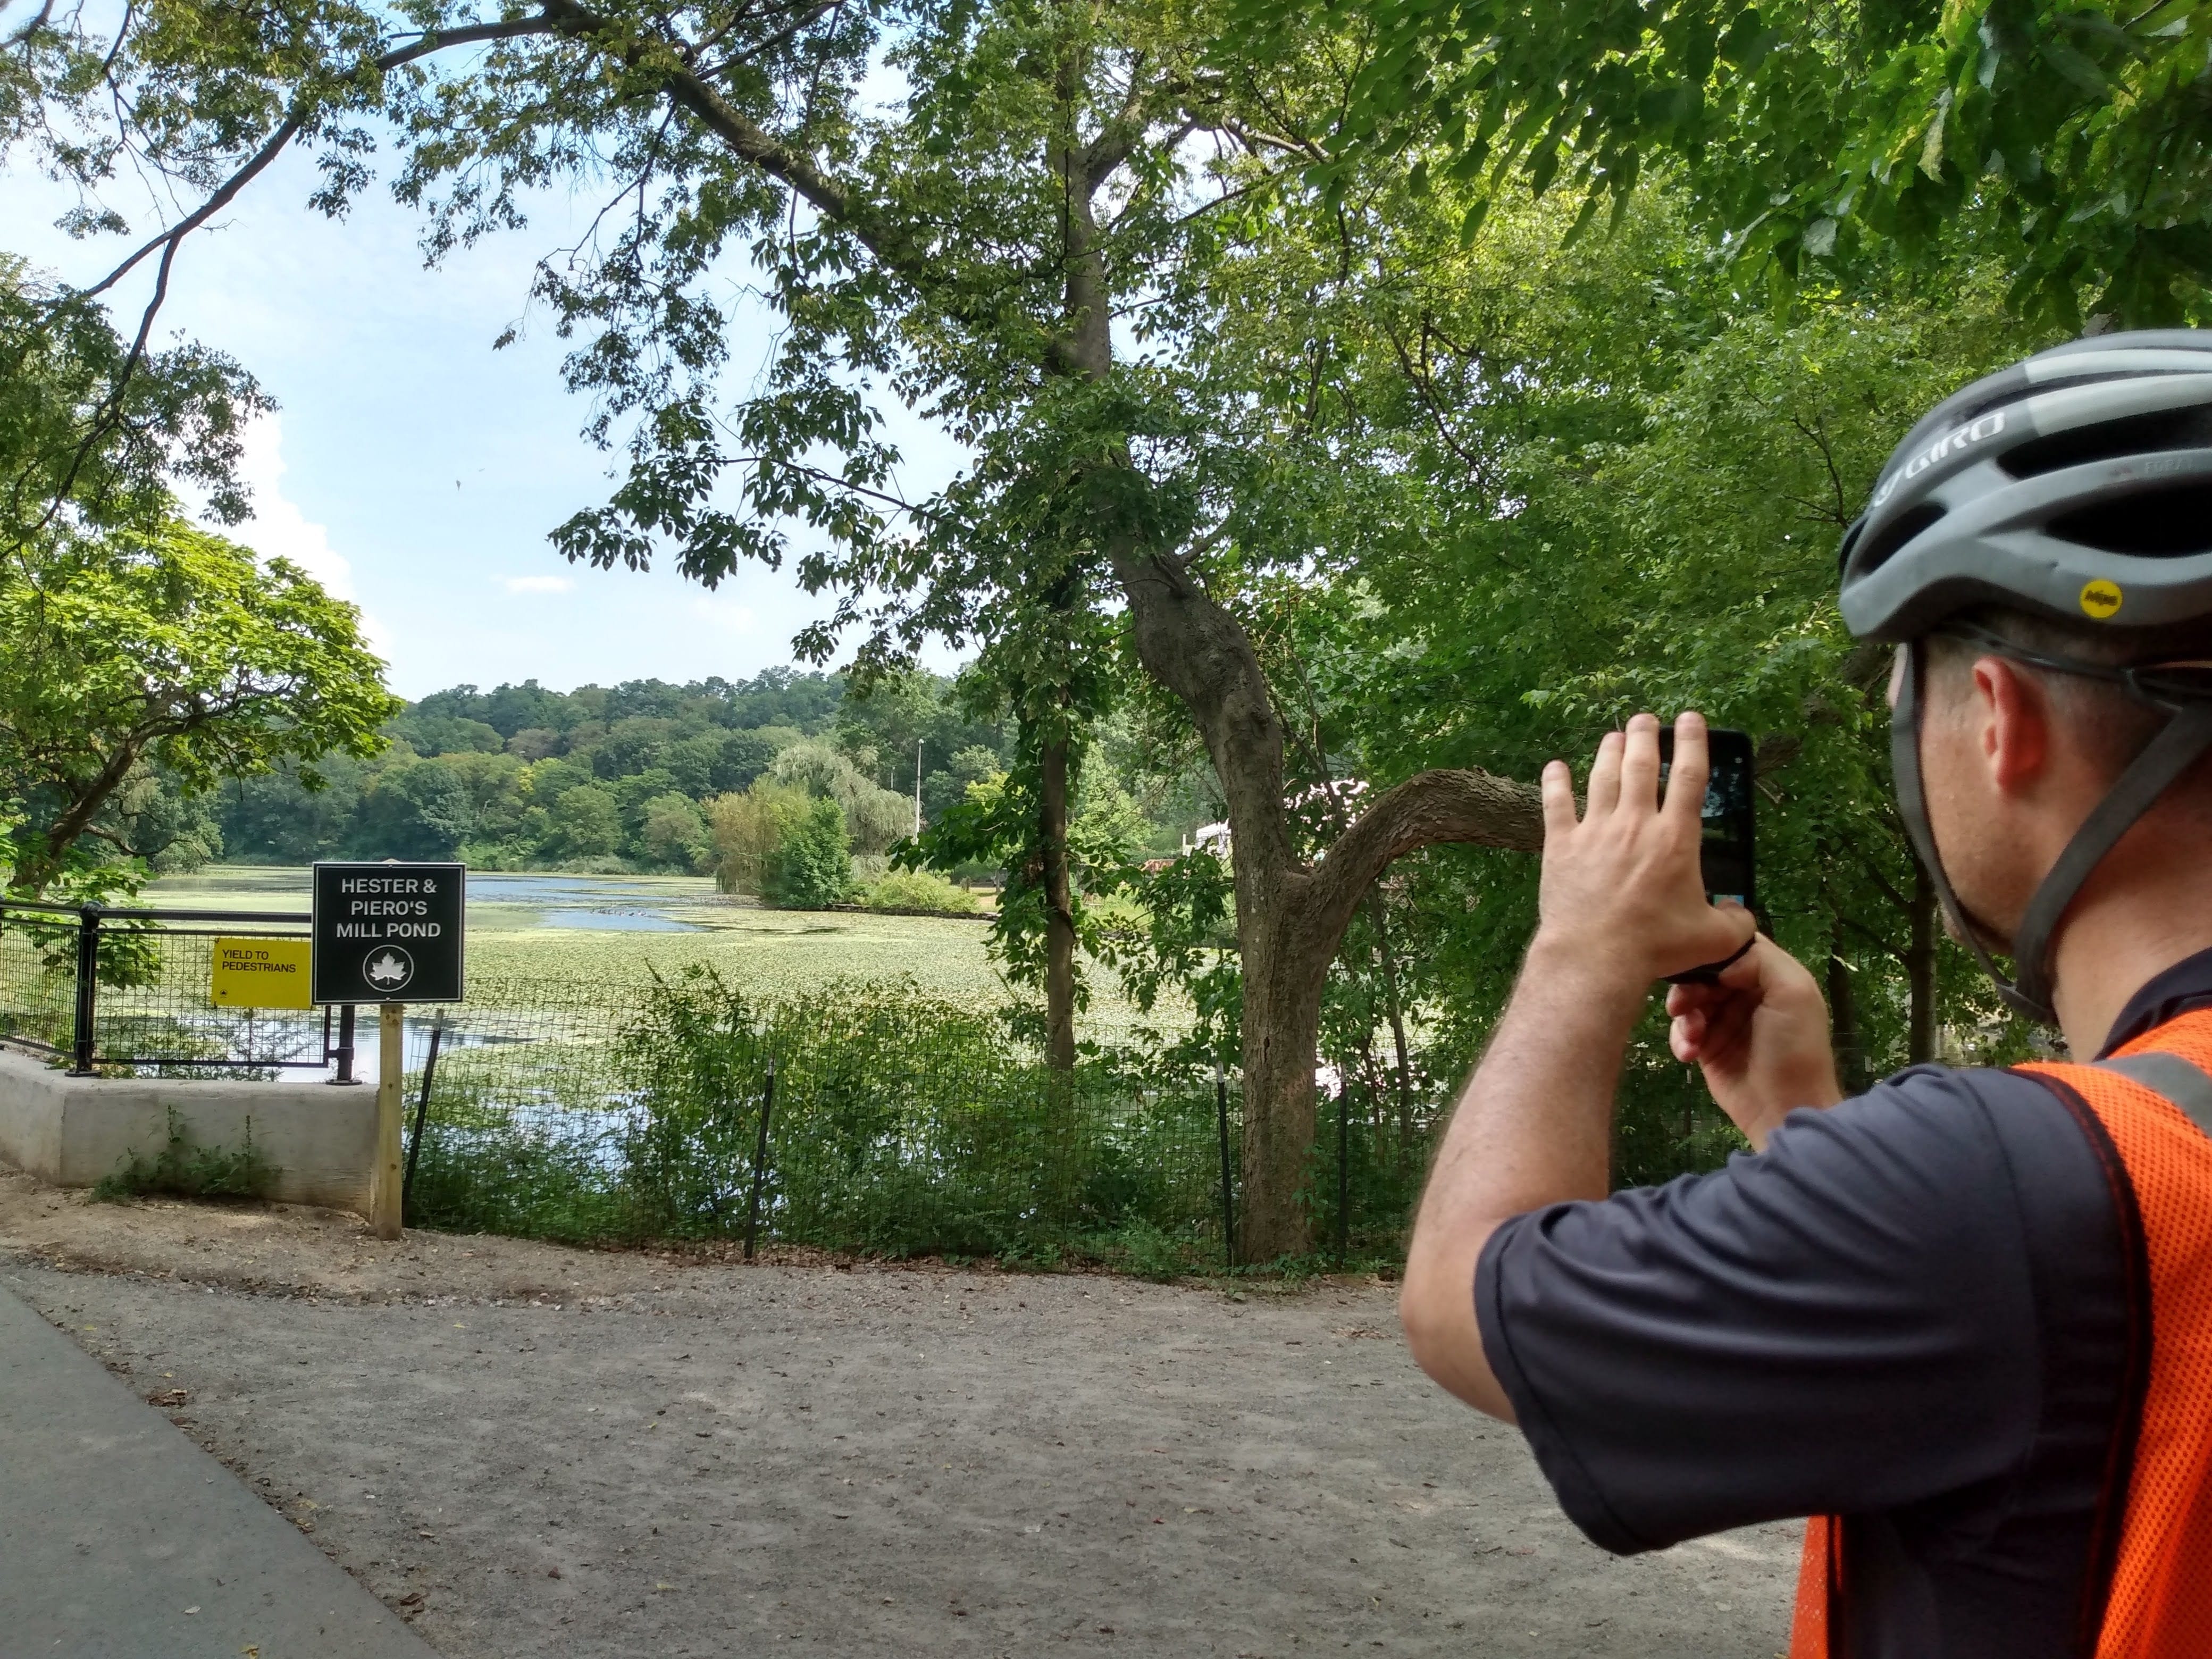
[2001,405,2212,480]
[2049,481,2212,556]
[1854,503,1947,574]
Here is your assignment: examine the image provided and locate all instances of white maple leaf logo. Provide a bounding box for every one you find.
[366,950,410,986]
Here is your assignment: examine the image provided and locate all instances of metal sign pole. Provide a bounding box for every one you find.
[403,1018,445,1221]
[372,1003,406,1240]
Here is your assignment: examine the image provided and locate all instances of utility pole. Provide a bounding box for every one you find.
[915,738,924,835]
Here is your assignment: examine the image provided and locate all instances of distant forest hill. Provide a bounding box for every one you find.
[206,668,1017,874]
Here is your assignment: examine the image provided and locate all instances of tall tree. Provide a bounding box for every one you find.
[7,0,1552,1255]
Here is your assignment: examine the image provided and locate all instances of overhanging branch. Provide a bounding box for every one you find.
[1302,766,1544,949]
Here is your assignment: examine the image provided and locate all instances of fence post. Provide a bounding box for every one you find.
[1216,1059,1235,1271]
[1336,1071,1351,1266]
[743,1054,778,1263]
[329,1004,359,1085]
[371,1002,405,1240]
[68,904,101,1075]
[403,1019,445,1221]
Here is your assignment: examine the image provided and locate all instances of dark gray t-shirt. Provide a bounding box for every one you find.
[1474,949,2212,1658]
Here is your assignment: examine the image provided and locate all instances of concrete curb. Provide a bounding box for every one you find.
[0,1048,374,1213]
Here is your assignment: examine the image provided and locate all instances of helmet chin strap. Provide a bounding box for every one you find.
[1891,639,2212,1027]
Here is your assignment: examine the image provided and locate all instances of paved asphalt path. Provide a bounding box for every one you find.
[0,1283,435,1658]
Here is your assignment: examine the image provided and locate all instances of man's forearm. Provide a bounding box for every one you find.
[1400,933,1649,1416]
[1400,715,1755,1419]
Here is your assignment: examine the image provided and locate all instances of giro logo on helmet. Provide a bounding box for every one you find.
[2079,579,2124,620]
[1870,410,2008,509]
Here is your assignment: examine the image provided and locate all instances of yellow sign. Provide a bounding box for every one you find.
[2080,579,2124,621]
[209,937,314,1010]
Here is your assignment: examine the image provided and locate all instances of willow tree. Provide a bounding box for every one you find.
[8,0,1543,1255]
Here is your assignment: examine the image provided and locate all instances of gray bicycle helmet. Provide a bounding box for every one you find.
[1839,329,2212,1023]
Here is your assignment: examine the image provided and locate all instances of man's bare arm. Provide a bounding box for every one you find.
[1400,713,1758,1419]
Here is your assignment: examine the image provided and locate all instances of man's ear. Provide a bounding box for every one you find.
[1973,654,2052,792]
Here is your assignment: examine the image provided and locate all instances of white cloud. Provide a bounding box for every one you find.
[220,416,395,662]
[688,593,757,633]
[226,416,353,598]
[504,574,574,595]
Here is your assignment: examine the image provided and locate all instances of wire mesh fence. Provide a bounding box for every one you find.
[396,970,1270,1270]
[0,903,1452,1268]
[0,918,74,1057]
[392,967,1456,1271]
[0,901,331,1074]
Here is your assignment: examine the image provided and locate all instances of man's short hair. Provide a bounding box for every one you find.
[1925,606,2212,797]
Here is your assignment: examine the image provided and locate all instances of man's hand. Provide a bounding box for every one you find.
[1667,934,1844,1149]
[1402,711,1762,1419]
[1534,711,1757,985]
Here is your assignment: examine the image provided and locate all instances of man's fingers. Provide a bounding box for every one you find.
[1669,1008,1706,1062]
[1540,758,1578,840]
[1620,712,1662,815]
[1586,728,1625,816]
[1714,912,1769,986]
[1665,981,1719,1019]
[1663,711,1710,828]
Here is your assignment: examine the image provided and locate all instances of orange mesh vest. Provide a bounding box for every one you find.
[1789,1006,2212,1659]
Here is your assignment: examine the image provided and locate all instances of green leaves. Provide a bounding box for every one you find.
[1,520,399,891]
[1,263,269,553]
[1310,0,2212,328]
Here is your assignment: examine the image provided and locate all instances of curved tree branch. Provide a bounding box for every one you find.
[1300,766,1544,953]
[75,14,568,306]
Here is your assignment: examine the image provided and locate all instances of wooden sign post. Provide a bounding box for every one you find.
[309,861,466,1239]
[373,1002,406,1239]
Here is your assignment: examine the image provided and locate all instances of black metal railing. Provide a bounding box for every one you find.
[0,897,353,1076]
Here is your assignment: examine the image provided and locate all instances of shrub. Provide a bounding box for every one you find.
[859,869,979,914]
[93,1108,273,1202]
[762,797,854,907]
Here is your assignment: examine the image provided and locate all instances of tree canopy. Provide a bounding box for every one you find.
[1298,0,2212,326]
[0,520,398,893]
[0,0,2097,1254]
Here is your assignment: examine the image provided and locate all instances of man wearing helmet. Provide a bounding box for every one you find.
[1399,331,2212,1657]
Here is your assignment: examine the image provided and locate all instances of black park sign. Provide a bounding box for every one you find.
[311,861,466,1004]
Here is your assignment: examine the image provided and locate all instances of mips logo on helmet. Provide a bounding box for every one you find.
[2080,580,2124,621]
[1870,410,2008,509]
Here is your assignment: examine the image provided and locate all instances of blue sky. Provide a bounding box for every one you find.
[4,141,966,699]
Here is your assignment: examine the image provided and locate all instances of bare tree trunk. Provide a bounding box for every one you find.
[1366,894,1418,1169]
[1907,858,1937,1065]
[1826,925,1870,1096]
[1040,726,1077,1076]
[1236,896,1333,1259]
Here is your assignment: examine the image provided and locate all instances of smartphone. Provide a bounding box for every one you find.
[1657,725,1756,914]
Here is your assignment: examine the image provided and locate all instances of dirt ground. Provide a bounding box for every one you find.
[0,1170,1796,1657]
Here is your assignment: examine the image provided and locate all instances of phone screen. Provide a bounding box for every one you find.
[1657,726,1756,912]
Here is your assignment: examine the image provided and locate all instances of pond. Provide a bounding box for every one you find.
[150,867,734,933]
[537,909,700,933]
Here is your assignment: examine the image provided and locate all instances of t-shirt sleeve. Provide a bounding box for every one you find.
[1474,1066,2101,1554]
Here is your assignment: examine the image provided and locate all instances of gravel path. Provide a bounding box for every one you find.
[0,1176,1795,1656]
